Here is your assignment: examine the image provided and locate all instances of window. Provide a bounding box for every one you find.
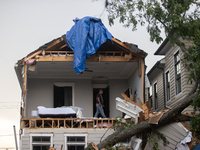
[64,134,87,150]
[174,51,182,95]
[165,71,171,102]
[30,134,53,150]
[148,86,153,108]
[54,82,75,107]
[154,83,158,110]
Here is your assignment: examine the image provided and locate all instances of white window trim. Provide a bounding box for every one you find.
[173,48,183,97]
[153,81,158,111]
[148,85,153,109]
[165,69,171,104]
[54,82,75,106]
[30,134,53,150]
[64,134,88,150]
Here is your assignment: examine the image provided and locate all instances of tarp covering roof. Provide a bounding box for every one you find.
[66,16,113,74]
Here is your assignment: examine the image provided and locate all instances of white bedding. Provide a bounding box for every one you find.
[37,106,76,115]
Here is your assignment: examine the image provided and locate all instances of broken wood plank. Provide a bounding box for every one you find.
[121,93,143,109]
[148,112,163,124]
[24,50,42,62]
[137,98,143,107]
[138,111,144,123]
[130,94,134,101]
[28,64,36,71]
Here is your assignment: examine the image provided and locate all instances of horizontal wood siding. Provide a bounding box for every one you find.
[149,71,165,111]
[145,123,188,150]
[164,43,194,114]
[21,128,114,150]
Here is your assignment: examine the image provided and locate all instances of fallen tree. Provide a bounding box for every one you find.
[85,0,200,149]
[85,83,198,149]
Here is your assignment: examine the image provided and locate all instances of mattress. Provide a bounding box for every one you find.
[37,106,77,118]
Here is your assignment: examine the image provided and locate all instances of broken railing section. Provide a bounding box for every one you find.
[21,118,116,129]
[116,93,169,124]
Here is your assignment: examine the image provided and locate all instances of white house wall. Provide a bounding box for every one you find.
[26,78,128,118]
[21,128,114,150]
[128,68,142,103]
[109,79,128,117]
[26,78,93,117]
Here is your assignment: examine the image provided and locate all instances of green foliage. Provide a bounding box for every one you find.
[107,0,200,141]
[113,117,135,130]
[149,131,170,150]
[105,143,126,150]
[107,0,200,44]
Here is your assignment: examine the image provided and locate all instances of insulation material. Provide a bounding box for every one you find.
[26,59,35,64]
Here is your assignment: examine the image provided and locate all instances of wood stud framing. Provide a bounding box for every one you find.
[21,118,116,129]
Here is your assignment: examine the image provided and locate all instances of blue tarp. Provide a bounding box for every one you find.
[66,16,113,74]
[193,143,200,150]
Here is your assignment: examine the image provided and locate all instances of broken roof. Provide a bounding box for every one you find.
[17,17,147,69]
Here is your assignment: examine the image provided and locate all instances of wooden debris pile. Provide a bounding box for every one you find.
[121,93,169,124]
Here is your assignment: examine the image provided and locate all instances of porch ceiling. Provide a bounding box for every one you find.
[27,61,137,79]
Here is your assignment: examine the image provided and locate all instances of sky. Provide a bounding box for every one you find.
[0,0,164,149]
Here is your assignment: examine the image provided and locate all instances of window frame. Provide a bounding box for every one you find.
[174,49,182,96]
[64,134,88,150]
[153,81,158,111]
[54,82,75,106]
[165,69,171,103]
[148,85,153,109]
[30,134,53,150]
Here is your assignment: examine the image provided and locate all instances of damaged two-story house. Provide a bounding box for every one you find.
[15,17,147,150]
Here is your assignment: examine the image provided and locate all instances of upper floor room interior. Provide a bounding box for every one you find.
[15,20,148,119]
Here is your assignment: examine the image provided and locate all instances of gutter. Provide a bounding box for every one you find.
[154,38,169,55]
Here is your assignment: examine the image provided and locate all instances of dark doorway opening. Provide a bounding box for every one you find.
[93,86,109,118]
[54,85,72,108]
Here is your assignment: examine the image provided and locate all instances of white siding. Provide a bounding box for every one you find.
[164,44,194,114]
[145,123,188,150]
[21,128,114,150]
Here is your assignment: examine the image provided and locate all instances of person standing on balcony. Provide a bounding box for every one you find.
[94,90,106,118]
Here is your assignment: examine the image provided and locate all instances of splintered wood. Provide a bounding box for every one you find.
[121,93,169,124]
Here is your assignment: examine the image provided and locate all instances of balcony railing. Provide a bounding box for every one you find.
[21,118,116,129]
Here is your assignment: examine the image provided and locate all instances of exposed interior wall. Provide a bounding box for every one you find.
[109,79,128,118]
[128,68,142,103]
[26,78,128,118]
[26,78,92,117]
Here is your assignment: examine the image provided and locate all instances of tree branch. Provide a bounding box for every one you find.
[85,91,198,150]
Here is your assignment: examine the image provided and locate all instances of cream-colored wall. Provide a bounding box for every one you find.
[21,128,115,150]
[148,70,165,112]
[109,79,128,118]
[26,78,93,117]
[128,68,143,103]
[164,44,194,113]
[26,78,128,118]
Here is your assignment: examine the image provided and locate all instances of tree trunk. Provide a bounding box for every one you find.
[85,92,198,150]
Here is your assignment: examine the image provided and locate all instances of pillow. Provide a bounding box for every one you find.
[37,106,46,109]
[75,106,83,111]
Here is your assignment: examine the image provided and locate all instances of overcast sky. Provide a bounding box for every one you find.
[0,0,164,149]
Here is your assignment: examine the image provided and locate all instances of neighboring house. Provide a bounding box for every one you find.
[144,38,194,150]
[147,38,193,114]
[15,34,147,149]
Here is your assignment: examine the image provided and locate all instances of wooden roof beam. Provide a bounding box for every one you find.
[36,55,138,62]
[23,37,66,62]
[112,37,147,58]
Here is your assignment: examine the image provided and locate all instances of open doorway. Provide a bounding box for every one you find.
[93,86,109,118]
